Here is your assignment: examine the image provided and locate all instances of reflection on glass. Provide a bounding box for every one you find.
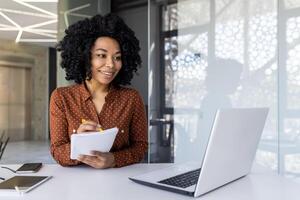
[149,0,300,178]
[215,18,244,62]
[170,0,279,167]
[163,3,177,31]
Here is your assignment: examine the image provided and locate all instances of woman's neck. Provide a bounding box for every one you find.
[85,79,110,98]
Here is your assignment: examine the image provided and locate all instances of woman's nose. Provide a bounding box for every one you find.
[106,57,114,68]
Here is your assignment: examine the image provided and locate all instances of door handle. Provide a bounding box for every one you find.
[149,118,173,146]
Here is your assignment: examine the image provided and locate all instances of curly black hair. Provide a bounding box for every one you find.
[56,13,141,86]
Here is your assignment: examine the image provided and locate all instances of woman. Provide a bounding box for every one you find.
[50,14,148,169]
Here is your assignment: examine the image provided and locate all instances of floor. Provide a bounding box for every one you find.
[0,140,56,164]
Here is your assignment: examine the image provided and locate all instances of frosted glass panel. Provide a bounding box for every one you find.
[281,0,300,175]
[172,0,278,167]
[149,0,300,177]
[285,0,300,9]
[286,16,300,110]
[174,0,209,163]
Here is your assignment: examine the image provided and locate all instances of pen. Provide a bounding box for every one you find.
[81,119,103,132]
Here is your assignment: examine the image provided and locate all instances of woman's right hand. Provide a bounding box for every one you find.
[76,120,102,133]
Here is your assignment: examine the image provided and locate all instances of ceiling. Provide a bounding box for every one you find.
[0,0,57,47]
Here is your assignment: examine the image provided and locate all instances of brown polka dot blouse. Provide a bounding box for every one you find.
[49,83,148,167]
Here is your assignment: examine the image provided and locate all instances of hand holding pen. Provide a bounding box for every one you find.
[74,119,115,168]
[75,119,103,133]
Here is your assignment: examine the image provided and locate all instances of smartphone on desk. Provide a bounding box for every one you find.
[16,163,42,174]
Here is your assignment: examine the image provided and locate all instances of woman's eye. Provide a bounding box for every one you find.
[113,56,122,61]
[96,54,106,58]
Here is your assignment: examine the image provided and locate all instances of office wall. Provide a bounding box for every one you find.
[0,38,48,140]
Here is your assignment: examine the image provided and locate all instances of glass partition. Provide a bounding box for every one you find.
[149,0,300,178]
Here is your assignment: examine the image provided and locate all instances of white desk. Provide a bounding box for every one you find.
[0,164,299,200]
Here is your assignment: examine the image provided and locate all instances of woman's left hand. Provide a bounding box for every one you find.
[77,151,116,169]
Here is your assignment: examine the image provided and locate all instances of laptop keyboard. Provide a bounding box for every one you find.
[158,168,201,188]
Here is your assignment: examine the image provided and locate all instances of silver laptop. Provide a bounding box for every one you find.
[129,108,269,197]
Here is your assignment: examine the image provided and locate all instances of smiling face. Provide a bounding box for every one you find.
[90,37,122,86]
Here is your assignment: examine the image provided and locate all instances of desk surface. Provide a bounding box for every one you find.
[0,164,299,200]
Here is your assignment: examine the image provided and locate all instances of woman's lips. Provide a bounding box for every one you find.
[98,70,114,77]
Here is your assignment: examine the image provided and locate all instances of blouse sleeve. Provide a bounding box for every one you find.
[49,89,80,166]
[112,91,148,167]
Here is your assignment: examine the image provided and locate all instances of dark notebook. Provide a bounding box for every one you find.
[0,175,52,196]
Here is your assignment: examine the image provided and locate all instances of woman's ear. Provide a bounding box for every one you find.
[85,66,92,80]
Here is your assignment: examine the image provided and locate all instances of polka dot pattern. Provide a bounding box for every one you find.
[49,83,148,167]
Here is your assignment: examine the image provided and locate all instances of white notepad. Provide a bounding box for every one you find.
[70,127,118,159]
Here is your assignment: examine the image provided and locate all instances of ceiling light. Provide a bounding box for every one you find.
[0,12,21,28]
[0,0,58,44]
[13,0,57,17]
[16,30,23,43]
[63,4,90,27]
[19,0,58,2]
[24,19,57,29]
[19,39,57,42]
[25,29,56,38]
[0,8,55,18]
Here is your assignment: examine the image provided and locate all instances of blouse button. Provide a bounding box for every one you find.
[121,129,124,133]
